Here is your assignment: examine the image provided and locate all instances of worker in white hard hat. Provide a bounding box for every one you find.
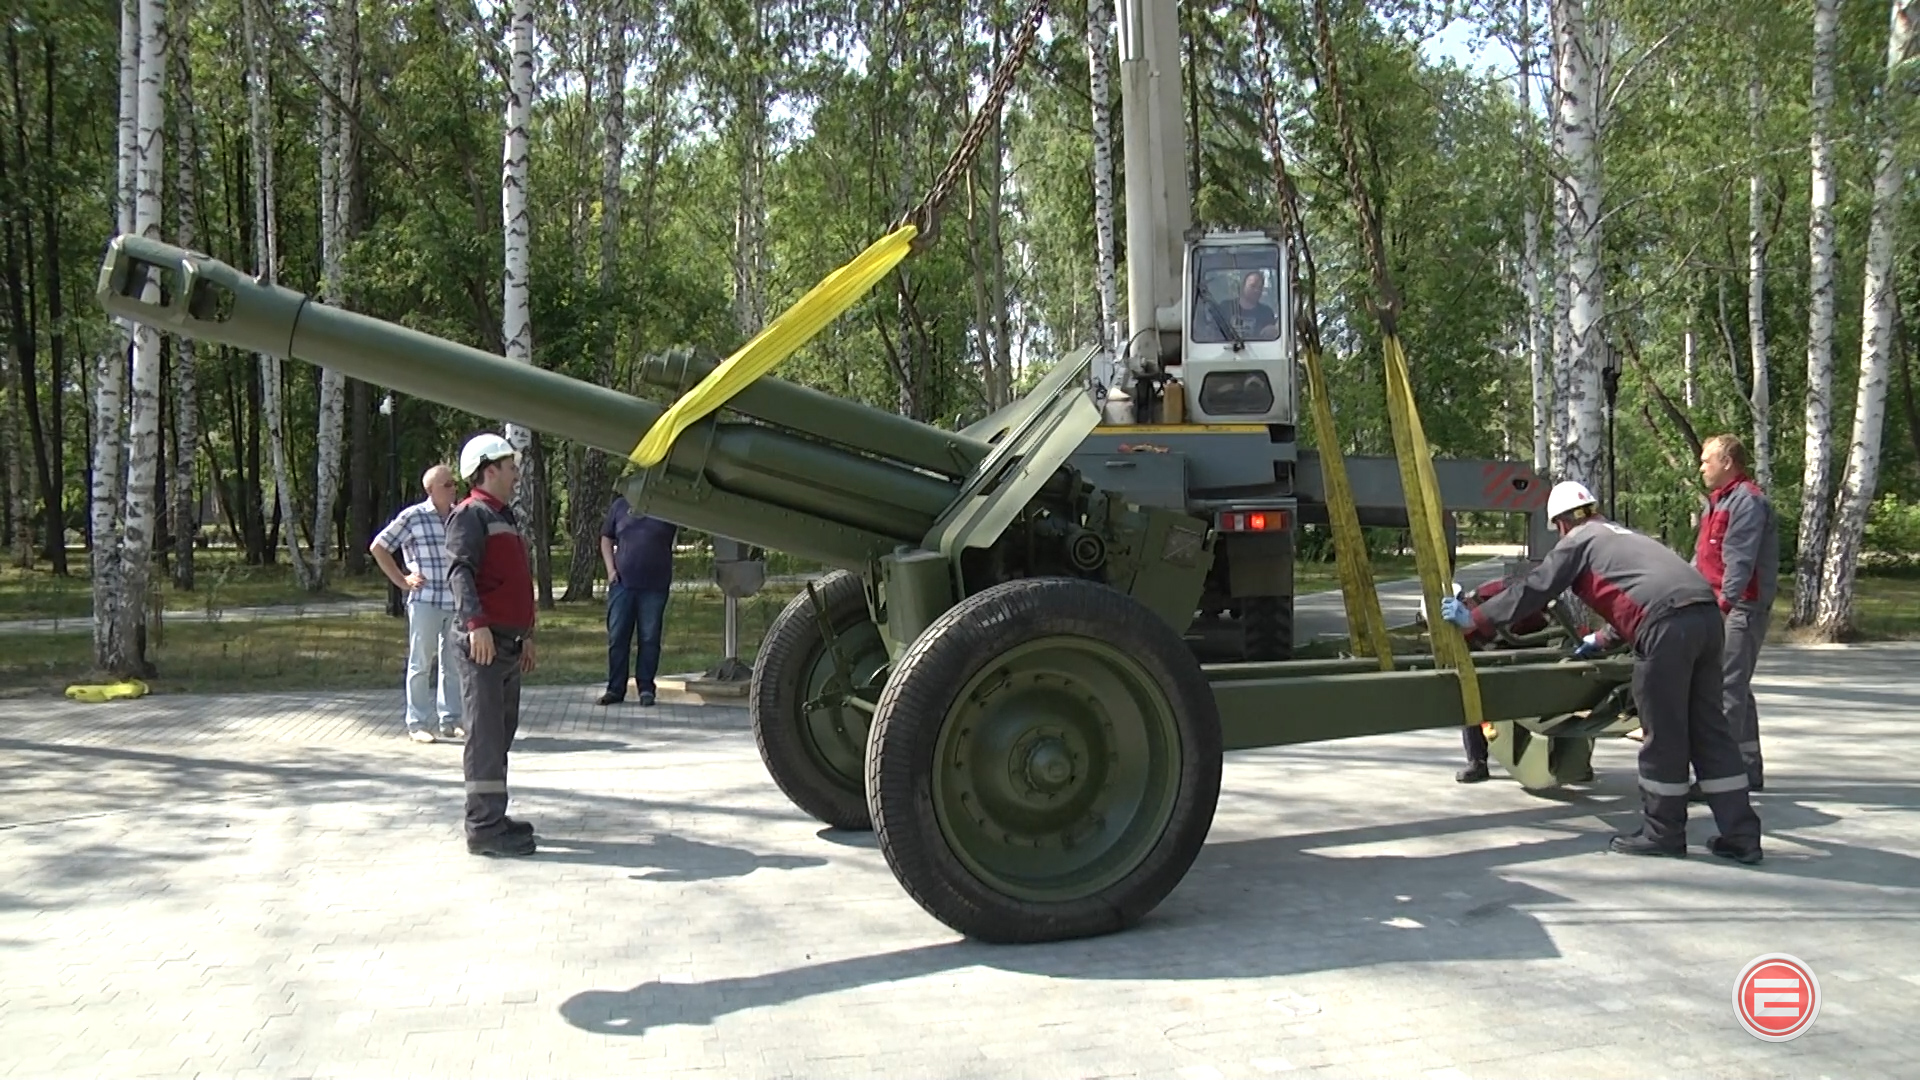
[444,432,540,857]
[1435,479,1763,864]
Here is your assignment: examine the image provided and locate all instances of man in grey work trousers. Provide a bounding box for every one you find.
[1693,434,1778,792]
[446,432,539,858]
[1440,480,1763,864]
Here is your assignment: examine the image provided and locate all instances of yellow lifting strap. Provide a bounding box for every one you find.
[63,679,151,703]
[1299,343,1392,668]
[1382,334,1484,728]
[627,224,918,468]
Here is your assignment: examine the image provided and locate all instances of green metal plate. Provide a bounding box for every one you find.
[1210,659,1634,752]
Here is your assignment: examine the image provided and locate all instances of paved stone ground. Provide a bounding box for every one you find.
[2,643,1915,1079]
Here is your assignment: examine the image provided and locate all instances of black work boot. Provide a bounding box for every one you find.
[1609,831,1686,858]
[467,830,537,857]
[1455,761,1491,784]
[1707,835,1763,865]
[502,816,535,837]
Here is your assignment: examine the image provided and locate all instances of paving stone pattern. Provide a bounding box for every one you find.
[2,644,1917,1078]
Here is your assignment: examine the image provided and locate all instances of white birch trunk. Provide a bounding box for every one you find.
[1553,0,1605,491]
[108,0,167,676]
[501,0,535,510]
[169,0,198,591]
[311,0,346,588]
[94,0,141,661]
[730,4,767,344]
[1683,322,1697,408]
[1087,0,1121,373]
[243,0,307,584]
[1794,0,1842,627]
[1815,0,1918,638]
[1745,76,1772,489]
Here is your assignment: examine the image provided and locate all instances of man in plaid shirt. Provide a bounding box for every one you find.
[371,464,466,743]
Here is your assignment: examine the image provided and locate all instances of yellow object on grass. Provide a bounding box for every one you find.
[628,224,919,468]
[1381,333,1483,729]
[64,679,151,703]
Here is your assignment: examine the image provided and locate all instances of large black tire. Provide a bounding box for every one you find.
[1242,595,1294,661]
[750,570,886,830]
[866,577,1223,943]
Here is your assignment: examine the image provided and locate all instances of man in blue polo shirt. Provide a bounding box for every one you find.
[599,494,679,706]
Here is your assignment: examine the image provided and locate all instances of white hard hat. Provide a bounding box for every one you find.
[1546,480,1599,522]
[459,432,517,481]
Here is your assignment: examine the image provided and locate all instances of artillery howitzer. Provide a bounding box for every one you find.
[99,235,1639,944]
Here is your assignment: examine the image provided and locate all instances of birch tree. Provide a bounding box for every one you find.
[110,0,167,676]
[169,0,199,591]
[731,1,769,342]
[1815,0,1918,639]
[311,0,349,589]
[93,0,140,662]
[1793,0,1841,627]
[500,0,542,564]
[1744,74,1772,489]
[1515,0,1550,473]
[1087,0,1121,371]
[244,0,310,585]
[1551,0,1605,489]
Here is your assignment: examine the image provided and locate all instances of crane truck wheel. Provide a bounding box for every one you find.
[865,577,1222,943]
[751,570,887,830]
[1242,594,1294,662]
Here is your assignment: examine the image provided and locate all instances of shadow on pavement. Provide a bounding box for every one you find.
[558,777,1920,1036]
[531,833,826,882]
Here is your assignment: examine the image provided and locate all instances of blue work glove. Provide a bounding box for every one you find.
[1571,633,1603,659]
[1438,597,1475,629]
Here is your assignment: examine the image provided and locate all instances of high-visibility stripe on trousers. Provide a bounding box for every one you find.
[458,632,525,839]
[1631,602,1762,848]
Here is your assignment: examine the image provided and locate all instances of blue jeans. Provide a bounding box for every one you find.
[607,581,669,698]
[405,601,463,732]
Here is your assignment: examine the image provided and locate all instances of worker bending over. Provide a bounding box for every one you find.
[1439,481,1763,864]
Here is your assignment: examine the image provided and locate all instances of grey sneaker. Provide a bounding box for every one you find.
[438,723,466,740]
[638,691,656,707]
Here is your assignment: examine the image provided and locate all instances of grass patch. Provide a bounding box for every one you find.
[0,551,387,620]
[1776,568,1920,643]
[0,546,826,622]
[1,583,810,696]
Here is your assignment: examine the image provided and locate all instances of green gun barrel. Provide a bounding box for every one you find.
[636,351,992,479]
[96,234,960,568]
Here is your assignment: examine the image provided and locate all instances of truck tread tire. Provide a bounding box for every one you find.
[866,577,1222,943]
[1243,594,1293,661]
[751,570,878,830]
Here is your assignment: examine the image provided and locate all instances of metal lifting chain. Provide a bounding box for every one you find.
[897,0,1051,252]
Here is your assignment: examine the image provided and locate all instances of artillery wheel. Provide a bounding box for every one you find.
[751,570,887,830]
[1242,595,1294,661]
[865,577,1222,943]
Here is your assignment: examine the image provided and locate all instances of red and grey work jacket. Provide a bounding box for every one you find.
[446,488,537,637]
[1693,475,1779,612]
[1469,517,1716,651]
[1459,578,1550,647]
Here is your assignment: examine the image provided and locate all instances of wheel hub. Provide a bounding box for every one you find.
[931,638,1181,900]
